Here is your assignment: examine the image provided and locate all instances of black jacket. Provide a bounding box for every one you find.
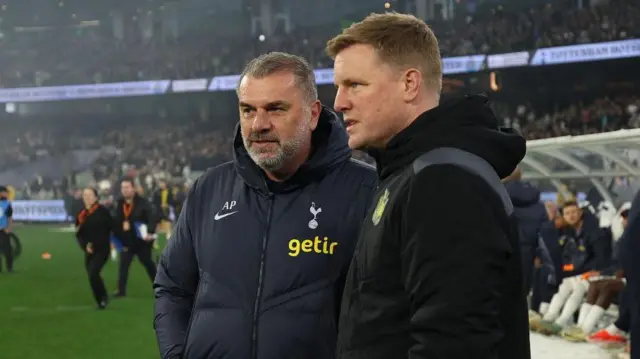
[153,188,176,215]
[112,195,156,248]
[504,180,547,249]
[153,107,377,359]
[336,95,531,359]
[75,204,113,252]
[504,180,548,289]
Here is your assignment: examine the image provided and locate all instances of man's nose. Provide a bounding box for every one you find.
[334,87,351,113]
[252,109,272,132]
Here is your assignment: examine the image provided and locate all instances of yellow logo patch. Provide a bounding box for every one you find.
[372,189,389,226]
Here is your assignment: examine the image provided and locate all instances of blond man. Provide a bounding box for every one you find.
[327,12,530,359]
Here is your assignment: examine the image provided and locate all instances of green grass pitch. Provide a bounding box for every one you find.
[0,225,168,359]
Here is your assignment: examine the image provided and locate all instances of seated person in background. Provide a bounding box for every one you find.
[588,208,632,345]
[572,209,630,338]
[532,201,612,335]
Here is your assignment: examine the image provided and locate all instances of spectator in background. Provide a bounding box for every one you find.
[74,187,113,309]
[0,186,14,273]
[112,178,158,298]
[575,209,629,337]
[534,201,612,335]
[503,166,548,292]
[531,210,563,318]
[620,190,640,359]
[152,180,174,238]
[6,185,15,201]
[590,210,632,345]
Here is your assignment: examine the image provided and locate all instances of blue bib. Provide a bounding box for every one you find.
[0,200,10,230]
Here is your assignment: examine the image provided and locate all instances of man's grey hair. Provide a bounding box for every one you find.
[237,52,318,103]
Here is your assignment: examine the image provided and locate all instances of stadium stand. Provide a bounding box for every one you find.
[0,0,639,358]
[0,0,636,86]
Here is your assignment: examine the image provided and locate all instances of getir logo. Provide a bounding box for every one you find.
[288,236,337,257]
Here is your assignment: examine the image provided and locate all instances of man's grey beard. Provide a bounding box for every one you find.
[242,116,310,172]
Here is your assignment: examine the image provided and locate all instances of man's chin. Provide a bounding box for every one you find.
[347,136,366,151]
[249,151,284,169]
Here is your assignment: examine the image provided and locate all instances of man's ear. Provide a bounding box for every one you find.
[310,100,322,131]
[402,68,422,102]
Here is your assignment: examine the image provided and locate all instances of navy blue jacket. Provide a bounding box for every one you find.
[619,190,640,359]
[539,211,611,284]
[153,108,377,359]
[504,180,547,249]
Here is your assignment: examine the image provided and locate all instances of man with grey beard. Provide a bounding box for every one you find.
[153,52,377,359]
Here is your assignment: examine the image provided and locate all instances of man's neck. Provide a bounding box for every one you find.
[572,221,584,233]
[125,197,134,203]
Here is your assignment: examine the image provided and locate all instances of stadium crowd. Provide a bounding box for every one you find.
[0,93,639,201]
[0,1,638,358]
[0,0,637,87]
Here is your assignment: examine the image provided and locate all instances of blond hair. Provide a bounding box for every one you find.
[326,12,442,93]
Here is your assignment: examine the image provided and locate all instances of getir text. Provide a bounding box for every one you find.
[288,236,337,257]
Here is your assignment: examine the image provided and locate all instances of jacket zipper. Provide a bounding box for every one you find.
[251,192,274,359]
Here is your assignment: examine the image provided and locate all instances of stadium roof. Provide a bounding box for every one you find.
[521,128,640,204]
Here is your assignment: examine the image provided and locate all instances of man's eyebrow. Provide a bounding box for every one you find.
[334,78,362,86]
[239,101,290,108]
[266,101,290,108]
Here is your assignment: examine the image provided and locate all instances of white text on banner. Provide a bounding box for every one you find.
[442,55,486,75]
[11,200,68,222]
[530,39,640,66]
[488,51,530,69]
[0,80,171,103]
[172,78,209,93]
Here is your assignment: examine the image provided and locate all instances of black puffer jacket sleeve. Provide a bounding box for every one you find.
[153,185,200,359]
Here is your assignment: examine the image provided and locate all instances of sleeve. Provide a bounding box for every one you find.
[620,191,640,276]
[589,227,613,271]
[537,204,549,234]
[111,202,125,242]
[600,238,621,276]
[102,206,115,234]
[75,213,87,249]
[334,175,376,323]
[153,188,200,359]
[399,166,512,359]
[143,198,157,235]
[536,234,557,285]
[5,204,12,218]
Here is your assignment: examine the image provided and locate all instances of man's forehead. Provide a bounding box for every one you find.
[333,46,389,82]
[238,73,299,104]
